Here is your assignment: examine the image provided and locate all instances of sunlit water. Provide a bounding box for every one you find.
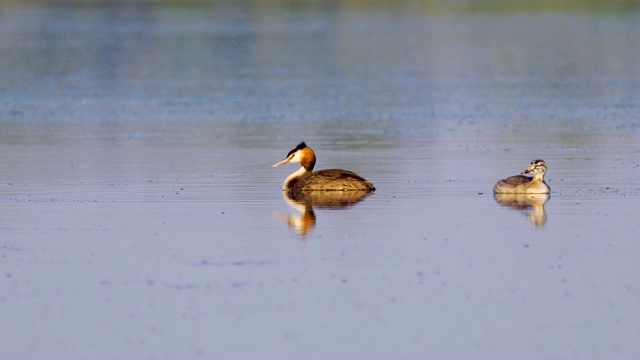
[1,3,639,359]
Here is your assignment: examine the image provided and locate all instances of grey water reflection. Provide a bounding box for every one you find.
[275,190,372,238]
[494,193,550,227]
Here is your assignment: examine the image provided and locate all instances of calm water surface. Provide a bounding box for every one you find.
[1,2,639,359]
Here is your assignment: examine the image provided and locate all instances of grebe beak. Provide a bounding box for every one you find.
[272,155,292,168]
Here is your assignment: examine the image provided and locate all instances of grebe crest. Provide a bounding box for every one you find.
[493,159,550,194]
[282,142,316,171]
[273,142,375,193]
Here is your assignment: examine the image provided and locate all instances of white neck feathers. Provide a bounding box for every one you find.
[282,166,310,191]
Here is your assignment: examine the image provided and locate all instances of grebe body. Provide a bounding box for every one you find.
[273,142,375,193]
[493,159,550,194]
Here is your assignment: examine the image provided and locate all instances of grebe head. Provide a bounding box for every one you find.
[272,142,316,171]
[521,159,547,176]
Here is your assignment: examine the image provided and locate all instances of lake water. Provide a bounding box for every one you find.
[1,2,639,359]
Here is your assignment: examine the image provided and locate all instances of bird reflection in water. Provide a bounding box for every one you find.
[272,142,375,238]
[493,193,550,227]
[274,190,372,238]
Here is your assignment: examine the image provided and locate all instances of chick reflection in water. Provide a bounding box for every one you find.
[494,193,550,226]
[273,142,375,237]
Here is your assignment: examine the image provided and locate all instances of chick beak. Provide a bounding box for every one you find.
[521,168,532,175]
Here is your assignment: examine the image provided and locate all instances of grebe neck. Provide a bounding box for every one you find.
[532,172,545,183]
[282,166,310,191]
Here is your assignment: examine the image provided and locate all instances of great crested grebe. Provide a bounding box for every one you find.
[493,159,550,194]
[272,142,375,193]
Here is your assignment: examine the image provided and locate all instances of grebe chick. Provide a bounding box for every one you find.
[272,142,375,193]
[493,159,550,194]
